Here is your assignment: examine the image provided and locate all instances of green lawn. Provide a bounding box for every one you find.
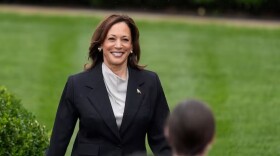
[1,12,280,156]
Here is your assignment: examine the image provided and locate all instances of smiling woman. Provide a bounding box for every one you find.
[101,22,133,78]
[85,14,143,71]
[47,14,171,156]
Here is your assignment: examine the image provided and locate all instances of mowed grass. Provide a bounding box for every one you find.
[1,12,280,155]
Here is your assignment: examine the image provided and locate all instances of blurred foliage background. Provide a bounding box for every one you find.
[1,0,280,17]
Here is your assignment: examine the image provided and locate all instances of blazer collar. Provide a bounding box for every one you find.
[84,63,144,88]
[85,63,145,139]
[85,63,121,141]
[120,66,145,134]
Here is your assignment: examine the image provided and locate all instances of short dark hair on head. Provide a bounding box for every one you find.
[167,100,215,155]
[85,14,144,70]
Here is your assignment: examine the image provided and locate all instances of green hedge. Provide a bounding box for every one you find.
[0,86,48,156]
[0,0,279,16]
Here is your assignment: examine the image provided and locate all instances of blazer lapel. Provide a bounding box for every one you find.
[120,67,144,134]
[85,63,121,141]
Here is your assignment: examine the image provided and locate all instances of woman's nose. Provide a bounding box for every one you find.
[115,40,122,48]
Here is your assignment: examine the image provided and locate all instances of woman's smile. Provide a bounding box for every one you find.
[111,51,125,57]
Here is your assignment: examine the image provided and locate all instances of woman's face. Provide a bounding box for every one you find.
[102,22,132,69]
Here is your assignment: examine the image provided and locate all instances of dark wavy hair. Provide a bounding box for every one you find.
[85,14,144,70]
[166,100,215,155]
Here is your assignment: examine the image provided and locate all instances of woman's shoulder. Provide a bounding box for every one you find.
[131,68,162,85]
[65,70,94,84]
[69,70,90,79]
[134,68,159,78]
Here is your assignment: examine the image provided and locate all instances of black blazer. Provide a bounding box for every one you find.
[47,63,171,156]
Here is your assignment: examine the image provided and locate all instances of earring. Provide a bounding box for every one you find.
[130,50,133,54]
[98,47,102,52]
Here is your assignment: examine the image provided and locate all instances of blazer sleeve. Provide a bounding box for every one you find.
[47,76,78,156]
[147,74,171,156]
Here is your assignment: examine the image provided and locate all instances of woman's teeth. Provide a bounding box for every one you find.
[112,52,123,57]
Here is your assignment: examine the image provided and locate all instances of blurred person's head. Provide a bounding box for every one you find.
[165,100,215,156]
[85,14,142,70]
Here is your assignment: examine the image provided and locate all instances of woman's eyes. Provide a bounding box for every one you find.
[107,37,130,42]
